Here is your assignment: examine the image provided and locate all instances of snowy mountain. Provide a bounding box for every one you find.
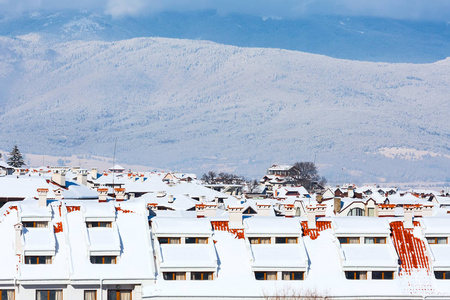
[0,35,449,184]
[1,10,450,63]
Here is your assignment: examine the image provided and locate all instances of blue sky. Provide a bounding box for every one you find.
[1,0,450,21]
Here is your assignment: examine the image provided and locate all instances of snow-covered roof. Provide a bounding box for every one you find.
[152,217,212,235]
[421,218,450,235]
[244,217,301,235]
[341,244,398,269]
[159,244,217,269]
[333,217,390,235]
[250,244,308,270]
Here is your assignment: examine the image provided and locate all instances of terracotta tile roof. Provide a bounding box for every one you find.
[301,221,332,240]
[390,221,430,275]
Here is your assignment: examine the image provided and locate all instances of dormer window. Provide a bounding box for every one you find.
[23,221,48,228]
[275,237,298,244]
[249,237,271,244]
[87,222,112,228]
[158,237,181,244]
[90,256,117,264]
[364,237,386,244]
[25,256,52,264]
[427,237,448,244]
[338,237,360,244]
[185,237,208,244]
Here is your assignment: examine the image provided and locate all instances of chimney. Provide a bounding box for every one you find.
[204,203,218,217]
[14,223,23,255]
[54,189,63,201]
[91,168,98,180]
[168,194,174,203]
[147,203,158,211]
[403,205,414,229]
[334,197,342,214]
[140,175,145,182]
[347,186,354,198]
[377,204,395,217]
[77,169,88,186]
[422,204,433,217]
[228,205,244,229]
[37,188,49,207]
[306,206,317,229]
[52,169,66,187]
[256,202,272,216]
[157,191,166,198]
[316,194,323,203]
[200,195,207,202]
[195,204,205,218]
[284,204,295,218]
[115,188,126,201]
[98,188,108,202]
[129,193,135,200]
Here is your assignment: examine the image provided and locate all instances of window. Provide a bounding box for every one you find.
[345,271,367,280]
[84,291,96,300]
[249,237,271,244]
[87,222,112,228]
[23,221,48,228]
[338,237,360,244]
[191,272,214,280]
[347,208,364,216]
[282,272,304,280]
[163,272,186,280]
[364,237,386,244]
[254,272,277,280]
[107,290,131,300]
[25,256,52,264]
[185,237,208,244]
[368,208,375,217]
[158,237,180,244]
[427,237,448,244]
[0,290,14,300]
[90,256,116,264]
[36,290,62,300]
[372,271,394,280]
[435,271,450,280]
[275,237,298,244]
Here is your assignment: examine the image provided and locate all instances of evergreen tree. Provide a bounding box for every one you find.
[7,145,25,168]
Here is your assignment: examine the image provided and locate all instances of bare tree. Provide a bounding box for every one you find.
[292,162,326,192]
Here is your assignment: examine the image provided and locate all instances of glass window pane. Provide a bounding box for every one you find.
[275,237,286,244]
[266,272,277,280]
[365,237,374,244]
[435,271,444,279]
[372,271,382,279]
[169,238,180,244]
[287,237,297,244]
[158,237,168,244]
[349,237,360,244]
[255,272,265,280]
[261,238,271,244]
[438,237,447,244]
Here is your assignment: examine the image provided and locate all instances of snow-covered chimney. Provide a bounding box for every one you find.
[256,202,271,216]
[91,168,98,180]
[98,188,108,202]
[115,188,126,201]
[37,188,48,207]
[168,194,174,203]
[284,204,295,218]
[403,205,414,229]
[54,188,63,201]
[306,206,317,229]
[140,175,145,182]
[200,195,207,202]
[377,204,395,217]
[52,169,66,187]
[157,191,166,198]
[195,204,205,218]
[347,186,354,198]
[228,205,244,229]
[204,203,218,217]
[77,169,88,186]
[14,223,23,255]
[422,204,433,217]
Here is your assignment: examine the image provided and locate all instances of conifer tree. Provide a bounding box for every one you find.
[7,145,25,168]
